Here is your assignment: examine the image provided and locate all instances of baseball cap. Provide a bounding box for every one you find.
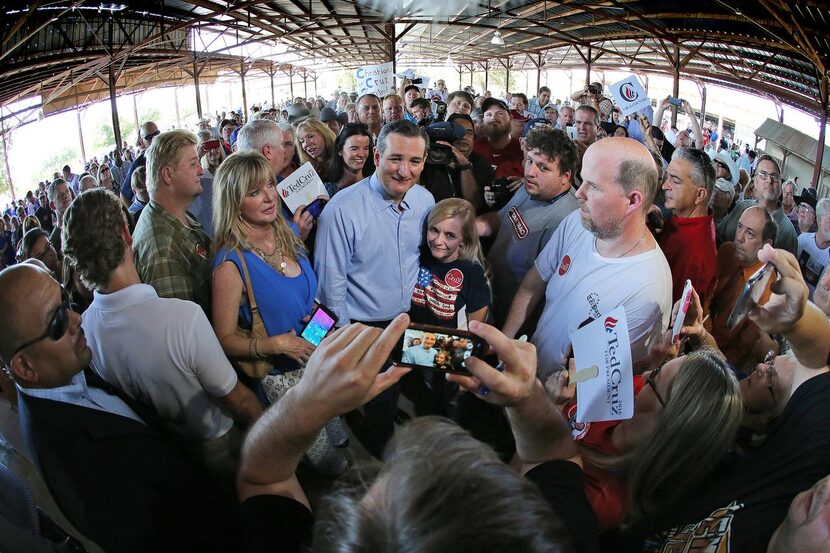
[522,118,551,137]
[713,177,736,200]
[481,98,508,113]
[712,151,739,186]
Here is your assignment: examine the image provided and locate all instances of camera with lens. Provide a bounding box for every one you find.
[487,177,514,209]
[588,85,601,95]
[419,122,466,202]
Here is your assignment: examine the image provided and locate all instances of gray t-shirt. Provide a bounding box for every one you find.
[715,199,798,256]
[487,186,579,326]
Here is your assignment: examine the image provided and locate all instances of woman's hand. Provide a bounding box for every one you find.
[268,331,315,365]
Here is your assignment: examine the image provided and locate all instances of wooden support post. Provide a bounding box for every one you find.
[1,116,15,201]
[585,46,592,86]
[108,62,123,152]
[387,23,396,75]
[303,71,308,99]
[812,77,828,190]
[269,67,275,108]
[193,61,203,120]
[289,69,294,97]
[76,109,87,163]
[458,67,462,90]
[506,60,510,92]
[484,65,489,92]
[671,44,680,128]
[240,60,248,117]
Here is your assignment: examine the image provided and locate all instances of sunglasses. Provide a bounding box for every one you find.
[11,286,71,357]
[143,129,161,142]
[644,363,666,407]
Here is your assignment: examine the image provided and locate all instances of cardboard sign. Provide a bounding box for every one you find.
[570,306,634,423]
[276,162,328,214]
[356,62,395,97]
[608,75,650,117]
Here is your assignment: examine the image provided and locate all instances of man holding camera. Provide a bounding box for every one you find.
[571,81,614,122]
[476,128,580,328]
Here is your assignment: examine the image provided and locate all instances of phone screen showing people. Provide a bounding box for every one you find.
[300,305,338,346]
[393,324,485,375]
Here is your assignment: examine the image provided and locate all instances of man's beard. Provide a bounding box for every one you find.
[484,121,509,141]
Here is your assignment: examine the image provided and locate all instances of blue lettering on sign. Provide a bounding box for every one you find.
[356,68,365,79]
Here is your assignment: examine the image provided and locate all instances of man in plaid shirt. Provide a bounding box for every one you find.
[132,130,213,314]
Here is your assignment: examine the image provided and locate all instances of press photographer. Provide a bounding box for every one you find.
[418,115,493,212]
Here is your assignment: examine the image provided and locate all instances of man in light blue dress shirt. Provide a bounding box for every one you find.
[314,119,434,456]
[402,332,438,366]
[314,120,435,326]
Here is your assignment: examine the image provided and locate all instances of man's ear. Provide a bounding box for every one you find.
[9,355,38,387]
[626,188,645,215]
[160,165,174,187]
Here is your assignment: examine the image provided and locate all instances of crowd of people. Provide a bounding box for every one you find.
[1,74,829,553]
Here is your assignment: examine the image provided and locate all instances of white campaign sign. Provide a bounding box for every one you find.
[608,75,651,117]
[356,62,395,97]
[570,306,635,423]
[276,162,328,214]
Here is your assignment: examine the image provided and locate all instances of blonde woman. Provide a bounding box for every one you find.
[295,118,336,181]
[211,150,346,475]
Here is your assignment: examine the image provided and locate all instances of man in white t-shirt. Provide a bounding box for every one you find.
[61,189,262,477]
[797,198,830,298]
[502,138,673,379]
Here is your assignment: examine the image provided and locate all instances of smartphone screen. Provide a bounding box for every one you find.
[671,280,694,344]
[300,305,338,346]
[391,324,485,375]
[668,96,682,106]
[566,126,578,140]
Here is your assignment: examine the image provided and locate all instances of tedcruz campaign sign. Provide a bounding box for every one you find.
[608,75,651,117]
[570,306,634,423]
[276,162,328,214]
[356,62,395,97]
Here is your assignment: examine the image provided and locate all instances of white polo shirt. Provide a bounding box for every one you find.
[82,284,237,441]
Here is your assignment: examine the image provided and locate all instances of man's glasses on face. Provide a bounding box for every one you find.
[10,286,71,357]
[755,170,781,183]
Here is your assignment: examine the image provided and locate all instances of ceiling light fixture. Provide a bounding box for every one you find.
[491,30,505,46]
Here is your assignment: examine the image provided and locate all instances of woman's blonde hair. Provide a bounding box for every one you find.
[295,119,336,178]
[211,151,305,260]
[22,215,40,234]
[426,198,485,266]
[583,348,743,522]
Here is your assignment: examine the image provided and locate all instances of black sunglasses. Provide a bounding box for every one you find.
[11,286,71,357]
[144,129,161,142]
[644,363,666,407]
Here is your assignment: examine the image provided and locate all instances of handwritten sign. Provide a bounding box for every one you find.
[608,75,650,117]
[570,306,634,423]
[276,162,328,214]
[356,62,395,97]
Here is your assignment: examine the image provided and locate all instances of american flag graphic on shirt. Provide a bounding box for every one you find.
[412,266,461,320]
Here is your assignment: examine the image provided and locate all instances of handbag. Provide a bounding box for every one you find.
[234,249,276,379]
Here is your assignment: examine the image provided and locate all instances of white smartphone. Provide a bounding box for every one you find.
[566,125,578,140]
[671,280,694,344]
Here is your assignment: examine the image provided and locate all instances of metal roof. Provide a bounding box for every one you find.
[1,1,829,126]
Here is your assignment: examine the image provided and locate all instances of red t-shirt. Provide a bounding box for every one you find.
[562,376,646,531]
[657,212,718,306]
[473,136,525,179]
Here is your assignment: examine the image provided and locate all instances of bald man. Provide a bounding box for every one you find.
[503,138,673,378]
[0,264,239,553]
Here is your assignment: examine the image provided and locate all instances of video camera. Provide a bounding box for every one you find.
[424,122,465,166]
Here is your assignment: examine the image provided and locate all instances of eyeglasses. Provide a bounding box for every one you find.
[755,170,781,183]
[644,364,666,407]
[143,130,160,142]
[747,350,778,403]
[33,243,56,263]
[798,204,815,214]
[11,286,71,357]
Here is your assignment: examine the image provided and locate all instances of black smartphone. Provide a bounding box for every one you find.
[391,323,486,375]
[305,198,327,219]
[727,263,776,330]
[300,304,338,346]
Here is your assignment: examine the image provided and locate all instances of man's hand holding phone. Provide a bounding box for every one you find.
[446,320,537,407]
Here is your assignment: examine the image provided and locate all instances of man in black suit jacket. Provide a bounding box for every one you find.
[0,264,240,553]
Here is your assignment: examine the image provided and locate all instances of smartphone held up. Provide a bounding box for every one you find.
[391,324,486,375]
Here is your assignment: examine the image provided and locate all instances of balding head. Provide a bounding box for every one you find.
[0,265,89,388]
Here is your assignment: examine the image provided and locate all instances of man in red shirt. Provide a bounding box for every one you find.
[657,148,718,305]
[473,98,525,179]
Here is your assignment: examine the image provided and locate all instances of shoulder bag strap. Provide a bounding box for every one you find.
[234,248,267,336]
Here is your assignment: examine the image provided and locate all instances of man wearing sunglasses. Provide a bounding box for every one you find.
[119,120,159,208]
[0,264,240,553]
[716,154,798,256]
